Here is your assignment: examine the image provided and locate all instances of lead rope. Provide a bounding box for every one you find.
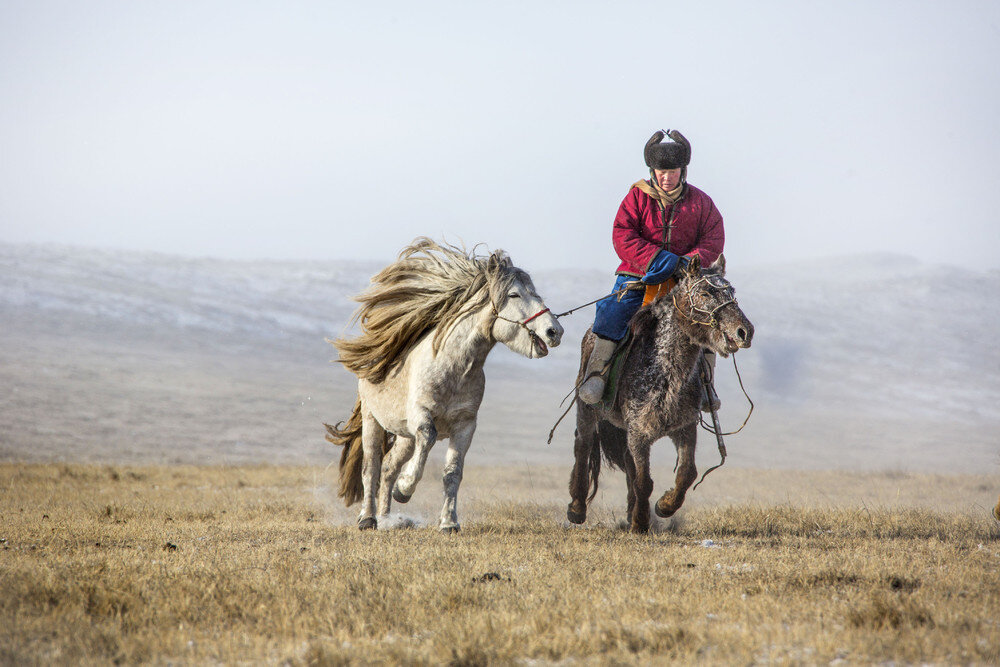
[550,282,643,319]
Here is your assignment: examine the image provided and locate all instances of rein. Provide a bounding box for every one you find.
[699,353,753,439]
[691,352,754,490]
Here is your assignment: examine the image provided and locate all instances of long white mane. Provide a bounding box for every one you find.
[332,237,528,384]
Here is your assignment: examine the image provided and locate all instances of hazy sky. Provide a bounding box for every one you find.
[2,1,998,272]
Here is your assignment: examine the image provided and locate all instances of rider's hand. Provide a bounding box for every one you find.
[642,250,685,284]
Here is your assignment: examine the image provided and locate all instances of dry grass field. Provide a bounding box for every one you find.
[2,463,999,665]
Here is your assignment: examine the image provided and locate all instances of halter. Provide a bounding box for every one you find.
[673,275,737,328]
[490,302,551,343]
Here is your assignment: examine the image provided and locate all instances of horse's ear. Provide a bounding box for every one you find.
[707,253,726,276]
[487,250,511,274]
[687,254,702,275]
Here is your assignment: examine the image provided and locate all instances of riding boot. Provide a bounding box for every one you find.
[578,337,618,404]
[700,351,721,413]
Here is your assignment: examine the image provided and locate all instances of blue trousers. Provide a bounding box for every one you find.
[592,274,644,341]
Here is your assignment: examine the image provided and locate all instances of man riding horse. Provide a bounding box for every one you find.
[578,129,726,408]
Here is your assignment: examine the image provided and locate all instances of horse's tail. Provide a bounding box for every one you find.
[582,420,630,505]
[584,427,603,504]
[324,396,369,507]
[598,420,629,467]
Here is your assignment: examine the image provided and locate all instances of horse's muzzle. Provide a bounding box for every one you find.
[532,322,563,357]
[544,324,563,348]
[736,321,754,348]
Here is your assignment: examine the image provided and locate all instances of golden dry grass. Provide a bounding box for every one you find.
[2,463,999,665]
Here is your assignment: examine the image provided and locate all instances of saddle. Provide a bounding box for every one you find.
[599,278,677,408]
[600,329,635,409]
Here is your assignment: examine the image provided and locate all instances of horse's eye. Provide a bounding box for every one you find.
[508,292,520,299]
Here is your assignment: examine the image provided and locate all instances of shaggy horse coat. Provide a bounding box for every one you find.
[567,256,753,533]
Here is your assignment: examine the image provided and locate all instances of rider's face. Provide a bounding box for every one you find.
[653,168,682,191]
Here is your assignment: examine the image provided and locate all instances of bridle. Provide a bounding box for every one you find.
[673,275,737,328]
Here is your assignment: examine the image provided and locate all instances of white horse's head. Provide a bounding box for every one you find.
[490,273,563,358]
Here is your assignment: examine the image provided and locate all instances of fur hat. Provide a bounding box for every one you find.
[643,129,691,170]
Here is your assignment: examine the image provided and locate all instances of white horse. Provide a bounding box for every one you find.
[326,238,564,532]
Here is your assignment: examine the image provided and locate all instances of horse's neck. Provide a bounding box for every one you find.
[654,308,703,383]
[433,308,496,375]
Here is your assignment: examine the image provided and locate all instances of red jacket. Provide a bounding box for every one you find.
[612,182,724,277]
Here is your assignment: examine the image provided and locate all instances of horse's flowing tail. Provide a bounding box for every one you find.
[584,421,629,505]
[595,421,630,502]
[584,429,602,504]
[324,397,383,507]
[598,421,630,470]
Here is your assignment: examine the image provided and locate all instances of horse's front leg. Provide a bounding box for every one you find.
[655,424,698,518]
[438,419,476,533]
[392,410,436,503]
[626,431,654,533]
[377,436,415,517]
[358,412,386,530]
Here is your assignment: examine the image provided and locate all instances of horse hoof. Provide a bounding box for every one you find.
[655,497,680,518]
[392,487,412,504]
[566,507,587,524]
[440,524,461,534]
[358,517,377,531]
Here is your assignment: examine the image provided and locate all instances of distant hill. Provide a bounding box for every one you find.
[1,243,997,473]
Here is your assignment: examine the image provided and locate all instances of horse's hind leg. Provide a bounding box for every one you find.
[378,436,415,517]
[358,412,386,530]
[439,419,476,533]
[655,424,698,519]
[623,452,637,527]
[567,404,599,524]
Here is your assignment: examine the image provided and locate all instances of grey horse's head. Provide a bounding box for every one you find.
[488,260,564,358]
[664,254,754,357]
